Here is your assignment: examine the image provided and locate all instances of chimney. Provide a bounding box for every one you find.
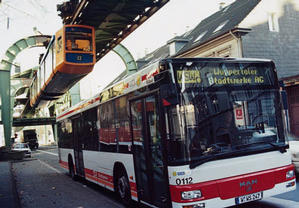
[219,2,226,10]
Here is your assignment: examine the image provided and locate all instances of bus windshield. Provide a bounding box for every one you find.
[166,60,286,167]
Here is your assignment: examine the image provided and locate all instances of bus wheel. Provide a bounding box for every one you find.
[116,171,131,206]
[68,159,77,181]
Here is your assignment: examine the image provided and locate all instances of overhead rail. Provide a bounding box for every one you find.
[57,0,169,61]
[1,117,56,127]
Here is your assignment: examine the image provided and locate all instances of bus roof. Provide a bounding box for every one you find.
[162,57,274,64]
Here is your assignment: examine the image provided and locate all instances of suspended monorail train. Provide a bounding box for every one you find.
[30,25,96,108]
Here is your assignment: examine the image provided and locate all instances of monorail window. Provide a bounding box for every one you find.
[37,68,41,92]
[65,31,92,52]
[56,36,62,54]
[45,44,53,79]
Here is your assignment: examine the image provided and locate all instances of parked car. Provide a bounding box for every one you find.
[288,134,299,174]
[12,143,32,158]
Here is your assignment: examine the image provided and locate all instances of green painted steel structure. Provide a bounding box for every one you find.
[12,117,56,127]
[0,70,10,146]
[1,0,170,147]
[0,38,135,147]
[113,44,137,75]
[0,35,51,147]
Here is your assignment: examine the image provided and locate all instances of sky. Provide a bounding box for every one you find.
[0,0,235,99]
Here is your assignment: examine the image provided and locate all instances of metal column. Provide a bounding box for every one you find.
[0,70,11,146]
[0,35,51,147]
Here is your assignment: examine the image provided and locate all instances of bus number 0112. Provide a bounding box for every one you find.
[176,177,193,185]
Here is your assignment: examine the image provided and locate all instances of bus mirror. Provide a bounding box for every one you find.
[160,84,179,106]
[154,70,170,83]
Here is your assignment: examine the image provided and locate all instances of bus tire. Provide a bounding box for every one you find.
[116,169,131,206]
[68,157,77,181]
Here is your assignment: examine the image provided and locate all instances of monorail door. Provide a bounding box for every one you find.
[130,93,170,207]
[72,116,85,177]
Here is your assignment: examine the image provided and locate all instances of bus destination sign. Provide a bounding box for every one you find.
[176,64,274,87]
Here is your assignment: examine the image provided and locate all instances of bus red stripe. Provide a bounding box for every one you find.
[131,190,138,198]
[84,168,113,184]
[84,168,138,196]
[57,97,100,120]
[169,164,295,203]
[59,160,68,169]
[85,174,114,188]
[130,181,137,192]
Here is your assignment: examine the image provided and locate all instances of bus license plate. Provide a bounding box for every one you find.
[235,192,263,204]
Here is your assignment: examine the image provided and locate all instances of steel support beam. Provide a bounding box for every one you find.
[0,70,11,146]
[0,35,51,147]
[12,117,56,127]
[112,44,137,75]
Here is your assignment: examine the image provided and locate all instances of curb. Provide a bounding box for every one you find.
[10,161,22,208]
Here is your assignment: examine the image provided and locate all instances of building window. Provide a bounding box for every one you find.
[213,20,229,34]
[193,31,207,43]
[268,13,279,32]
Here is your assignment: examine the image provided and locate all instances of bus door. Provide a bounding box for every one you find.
[130,93,170,207]
[72,117,85,177]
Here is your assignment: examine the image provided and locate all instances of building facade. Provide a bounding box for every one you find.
[137,0,299,137]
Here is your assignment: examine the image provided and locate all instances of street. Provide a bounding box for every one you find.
[12,146,125,208]
[12,146,299,208]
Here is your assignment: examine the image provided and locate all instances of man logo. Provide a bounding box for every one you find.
[240,179,258,192]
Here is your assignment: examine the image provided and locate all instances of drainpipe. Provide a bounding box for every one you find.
[229,30,243,57]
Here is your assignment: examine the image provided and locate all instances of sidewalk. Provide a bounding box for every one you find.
[0,161,20,208]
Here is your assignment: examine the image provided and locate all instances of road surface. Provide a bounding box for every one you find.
[12,145,299,208]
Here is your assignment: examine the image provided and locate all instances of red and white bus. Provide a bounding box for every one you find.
[57,58,296,208]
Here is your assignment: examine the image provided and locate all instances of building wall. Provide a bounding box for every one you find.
[286,85,299,137]
[240,0,299,79]
[239,0,299,136]
[15,125,55,146]
[179,35,240,58]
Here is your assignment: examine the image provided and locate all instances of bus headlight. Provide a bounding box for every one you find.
[181,190,202,200]
[286,170,295,179]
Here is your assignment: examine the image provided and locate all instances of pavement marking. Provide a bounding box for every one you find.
[36,149,58,156]
[38,159,62,174]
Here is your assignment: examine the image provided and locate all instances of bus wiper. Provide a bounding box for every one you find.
[189,142,288,169]
[203,143,230,155]
[189,155,218,169]
[234,141,288,153]
[263,141,288,153]
[189,143,231,169]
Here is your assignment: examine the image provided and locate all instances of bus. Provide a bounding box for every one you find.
[30,24,95,108]
[57,57,296,208]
